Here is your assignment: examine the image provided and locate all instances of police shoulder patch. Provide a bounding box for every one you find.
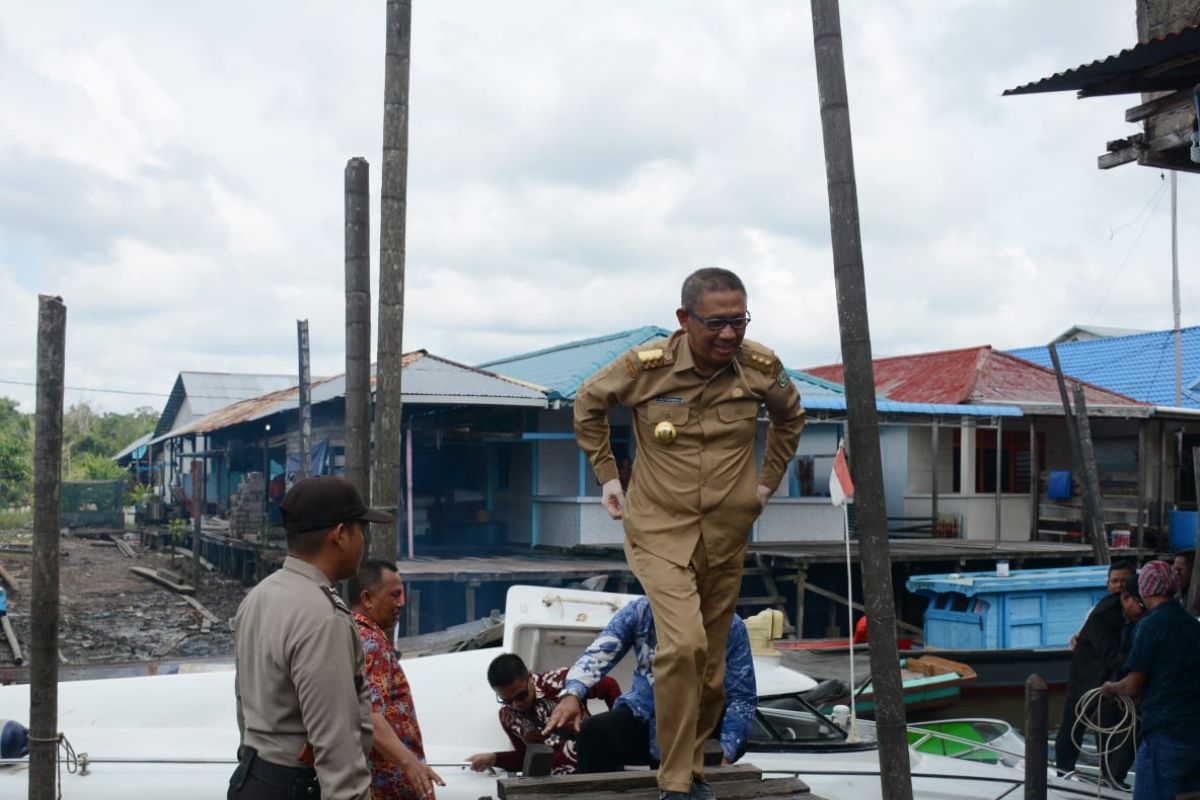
[737,345,776,375]
[321,585,351,615]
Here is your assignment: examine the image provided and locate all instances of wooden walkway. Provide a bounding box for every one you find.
[497,764,825,800]
[751,538,1147,566]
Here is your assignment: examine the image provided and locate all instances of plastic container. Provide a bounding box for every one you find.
[1170,510,1199,552]
[996,560,1010,578]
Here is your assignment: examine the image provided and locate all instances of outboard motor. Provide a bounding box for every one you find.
[0,719,29,758]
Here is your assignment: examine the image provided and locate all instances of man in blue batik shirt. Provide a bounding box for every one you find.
[542,597,756,774]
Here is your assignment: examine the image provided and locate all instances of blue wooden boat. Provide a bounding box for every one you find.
[904,565,1110,689]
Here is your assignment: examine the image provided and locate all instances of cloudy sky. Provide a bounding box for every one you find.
[2,0,1196,414]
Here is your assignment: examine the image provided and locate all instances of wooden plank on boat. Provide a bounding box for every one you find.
[130,566,195,595]
[498,765,763,798]
[561,777,817,800]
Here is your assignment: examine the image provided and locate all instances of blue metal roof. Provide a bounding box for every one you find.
[478,326,670,400]
[1008,326,1200,409]
[801,396,1023,417]
[907,565,1109,597]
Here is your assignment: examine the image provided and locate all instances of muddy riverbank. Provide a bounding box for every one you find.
[0,529,246,667]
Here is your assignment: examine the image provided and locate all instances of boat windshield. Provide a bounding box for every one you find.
[748,693,853,746]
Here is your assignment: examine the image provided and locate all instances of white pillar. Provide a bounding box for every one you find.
[960,417,976,497]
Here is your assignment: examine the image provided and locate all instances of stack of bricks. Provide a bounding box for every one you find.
[230,472,266,539]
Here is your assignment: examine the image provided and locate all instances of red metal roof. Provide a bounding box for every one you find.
[805,346,1146,407]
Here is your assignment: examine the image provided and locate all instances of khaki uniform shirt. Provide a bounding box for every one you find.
[574,330,805,568]
[233,556,374,800]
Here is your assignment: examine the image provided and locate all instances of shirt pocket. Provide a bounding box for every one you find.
[639,402,691,426]
[716,400,761,423]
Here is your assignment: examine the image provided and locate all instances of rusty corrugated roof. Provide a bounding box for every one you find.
[805,346,1147,410]
[1004,23,1200,97]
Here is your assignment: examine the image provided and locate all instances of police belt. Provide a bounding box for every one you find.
[240,747,319,797]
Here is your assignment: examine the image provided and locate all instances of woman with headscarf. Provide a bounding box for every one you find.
[1103,560,1200,799]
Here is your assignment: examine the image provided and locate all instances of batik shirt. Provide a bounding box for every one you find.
[493,667,621,775]
[561,597,757,762]
[354,611,428,800]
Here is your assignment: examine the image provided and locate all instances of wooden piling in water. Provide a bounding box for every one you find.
[30,294,66,800]
[1024,673,1048,800]
[344,156,372,504]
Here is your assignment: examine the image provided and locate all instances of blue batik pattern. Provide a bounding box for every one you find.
[562,597,756,762]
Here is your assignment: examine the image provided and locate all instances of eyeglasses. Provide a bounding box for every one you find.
[687,309,751,332]
[496,688,531,706]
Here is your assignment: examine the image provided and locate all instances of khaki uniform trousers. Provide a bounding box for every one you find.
[625,537,744,793]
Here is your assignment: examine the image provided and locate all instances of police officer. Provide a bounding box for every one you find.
[229,475,391,800]
[563,267,804,800]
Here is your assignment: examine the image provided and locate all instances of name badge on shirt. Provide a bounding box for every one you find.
[652,396,684,404]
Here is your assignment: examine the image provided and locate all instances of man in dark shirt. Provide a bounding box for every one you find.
[1055,560,1132,776]
[1103,560,1200,800]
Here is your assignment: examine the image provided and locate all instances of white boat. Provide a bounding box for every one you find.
[0,585,1130,799]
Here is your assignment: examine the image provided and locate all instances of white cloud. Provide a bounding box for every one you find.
[1,0,1198,418]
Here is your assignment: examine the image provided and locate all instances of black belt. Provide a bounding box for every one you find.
[230,747,320,799]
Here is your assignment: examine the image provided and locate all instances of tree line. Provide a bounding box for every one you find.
[0,397,158,507]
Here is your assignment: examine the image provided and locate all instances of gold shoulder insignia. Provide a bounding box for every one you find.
[737,347,776,375]
[624,354,638,378]
[636,348,671,369]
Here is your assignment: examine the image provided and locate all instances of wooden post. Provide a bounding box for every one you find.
[1024,674,1048,800]
[994,418,1003,546]
[930,422,939,535]
[810,4,912,796]
[192,455,204,588]
[344,157,372,503]
[1190,448,1200,615]
[1136,421,1147,550]
[1157,420,1167,544]
[1029,418,1039,540]
[794,564,807,639]
[1048,345,1101,550]
[296,320,313,479]
[30,295,66,800]
[1072,385,1110,565]
[371,0,412,563]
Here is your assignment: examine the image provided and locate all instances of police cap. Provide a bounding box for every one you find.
[280,475,394,533]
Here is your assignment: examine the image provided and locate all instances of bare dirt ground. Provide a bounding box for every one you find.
[0,529,247,667]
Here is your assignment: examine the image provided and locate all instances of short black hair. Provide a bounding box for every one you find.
[286,526,332,557]
[1109,559,1135,575]
[1176,549,1195,567]
[487,653,529,688]
[349,559,398,607]
[681,268,746,310]
[1123,571,1142,601]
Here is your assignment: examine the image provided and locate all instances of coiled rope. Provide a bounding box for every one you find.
[1070,686,1137,796]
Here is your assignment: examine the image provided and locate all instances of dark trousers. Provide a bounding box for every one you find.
[577,705,655,774]
[228,747,320,800]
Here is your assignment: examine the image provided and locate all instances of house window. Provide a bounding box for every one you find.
[952,429,1043,493]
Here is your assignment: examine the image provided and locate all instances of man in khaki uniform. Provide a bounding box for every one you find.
[229,475,391,800]
[566,268,804,800]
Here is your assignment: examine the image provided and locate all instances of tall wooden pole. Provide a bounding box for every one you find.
[30,294,66,800]
[345,158,372,502]
[809,3,912,796]
[1049,345,1102,552]
[372,0,412,562]
[191,451,204,588]
[297,319,313,479]
[1071,385,1110,564]
[1024,674,1049,800]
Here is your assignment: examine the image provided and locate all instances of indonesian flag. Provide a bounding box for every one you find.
[830,442,854,507]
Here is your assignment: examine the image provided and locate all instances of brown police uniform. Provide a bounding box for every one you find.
[574,328,805,792]
[232,556,374,800]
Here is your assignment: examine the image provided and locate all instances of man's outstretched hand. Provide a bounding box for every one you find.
[601,479,626,520]
[541,693,584,737]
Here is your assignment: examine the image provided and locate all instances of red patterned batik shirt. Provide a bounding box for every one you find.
[354,611,429,800]
[493,667,621,775]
